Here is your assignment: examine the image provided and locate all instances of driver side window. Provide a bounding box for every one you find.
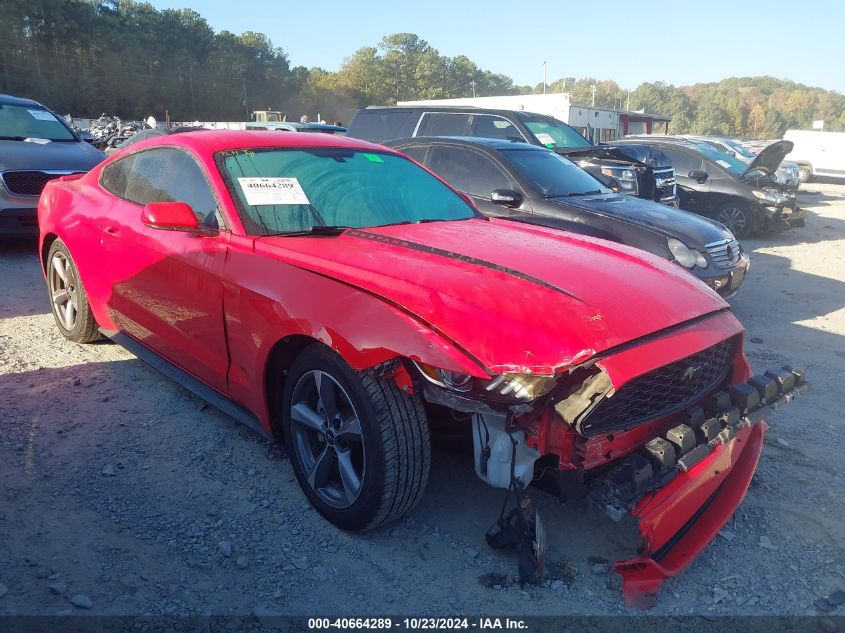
[661,147,703,177]
[427,145,514,199]
[123,148,220,227]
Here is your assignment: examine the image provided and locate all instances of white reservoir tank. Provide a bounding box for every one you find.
[472,413,541,489]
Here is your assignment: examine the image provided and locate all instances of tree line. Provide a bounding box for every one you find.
[2,0,844,137]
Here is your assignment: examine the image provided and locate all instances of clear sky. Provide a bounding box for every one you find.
[151,0,845,93]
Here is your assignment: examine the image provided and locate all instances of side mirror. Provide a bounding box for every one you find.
[141,202,209,234]
[689,170,709,183]
[491,189,523,208]
[77,130,95,143]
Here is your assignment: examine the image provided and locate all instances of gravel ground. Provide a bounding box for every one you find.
[1,183,844,620]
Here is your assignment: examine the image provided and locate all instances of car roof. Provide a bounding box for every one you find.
[361,105,555,121]
[389,136,542,151]
[123,129,393,155]
[617,136,700,148]
[0,93,45,108]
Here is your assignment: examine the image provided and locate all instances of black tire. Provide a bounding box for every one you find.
[715,203,756,239]
[281,346,431,531]
[797,165,812,184]
[46,239,101,343]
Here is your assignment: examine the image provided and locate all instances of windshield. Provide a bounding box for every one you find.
[218,147,476,236]
[0,104,75,141]
[719,138,756,160]
[504,149,611,198]
[686,141,748,176]
[523,118,592,149]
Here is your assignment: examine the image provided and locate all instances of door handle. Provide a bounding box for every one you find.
[104,226,121,237]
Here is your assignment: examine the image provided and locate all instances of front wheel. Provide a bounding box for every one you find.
[797,165,812,184]
[46,239,101,343]
[716,204,756,239]
[281,347,431,531]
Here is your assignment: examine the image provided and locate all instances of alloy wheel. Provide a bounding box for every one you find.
[716,207,748,236]
[289,370,365,509]
[49,252,78,332]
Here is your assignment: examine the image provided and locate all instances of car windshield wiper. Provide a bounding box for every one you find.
[0,135,28,141]
[552,190,605,198]
[375,218,450,227]
[263,225,350,237]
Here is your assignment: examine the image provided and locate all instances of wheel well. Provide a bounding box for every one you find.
[265,334,323,440]
[41,233,58,273]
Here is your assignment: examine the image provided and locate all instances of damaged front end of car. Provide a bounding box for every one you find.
[406,320,806,606]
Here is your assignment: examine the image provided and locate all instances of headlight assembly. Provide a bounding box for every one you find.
[752,188,789,205]
[600,165,638,194]
[415,362,558,402]
[667,238,707,269]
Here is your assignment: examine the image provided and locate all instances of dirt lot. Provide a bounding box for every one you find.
[1,183,844,620]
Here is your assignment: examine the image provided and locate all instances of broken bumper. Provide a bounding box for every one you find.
[609,368,806,607]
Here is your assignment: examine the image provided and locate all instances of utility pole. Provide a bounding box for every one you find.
[626,90,631,111]
[543,61,547,94]
[470,81,477,98]
[591,84,596,107]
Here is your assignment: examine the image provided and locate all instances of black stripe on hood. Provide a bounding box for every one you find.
[345,229,585,303]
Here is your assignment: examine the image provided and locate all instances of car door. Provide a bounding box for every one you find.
[99,146,230,392]
[659,145,708,211]
[425,144,529,217]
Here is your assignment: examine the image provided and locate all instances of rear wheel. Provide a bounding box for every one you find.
[716,203,756,239]
[46,239,101,343]
[797,165,812,184]
[281,346,430,531]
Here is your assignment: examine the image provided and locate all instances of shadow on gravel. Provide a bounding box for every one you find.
[0,237,49,318]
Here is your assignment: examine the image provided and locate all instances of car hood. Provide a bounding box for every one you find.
[546,193,734,248]
[256,219,727,374]
[0,139,105,172]
[560,143,673,169]
[743,140,793,178]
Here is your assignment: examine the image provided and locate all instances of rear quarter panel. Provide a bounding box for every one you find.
[39,174,121,331]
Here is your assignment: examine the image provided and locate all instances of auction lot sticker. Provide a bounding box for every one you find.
[238,177,311,206]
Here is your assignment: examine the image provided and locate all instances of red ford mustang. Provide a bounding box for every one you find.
[37,131,803,605]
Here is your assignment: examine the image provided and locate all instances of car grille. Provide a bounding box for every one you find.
[577,336,737,436]
[653,168,676,201]
[706,239,743,270]
[1,171,75,197]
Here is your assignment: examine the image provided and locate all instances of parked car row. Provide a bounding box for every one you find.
[617,136,803,238]
[346,106,680,205]
[35,128,806,606]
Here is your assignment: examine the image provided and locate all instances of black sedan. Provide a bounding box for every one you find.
[613,137,804,238]
[387,136,750,298]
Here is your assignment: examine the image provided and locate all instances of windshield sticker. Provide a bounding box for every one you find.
[238,177,310,206]
[716,159,731,169]
[27,109,58,122]
[363,153,384,163]
[534,132,556,146]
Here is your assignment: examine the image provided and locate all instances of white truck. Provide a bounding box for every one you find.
[783,129,845,183]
